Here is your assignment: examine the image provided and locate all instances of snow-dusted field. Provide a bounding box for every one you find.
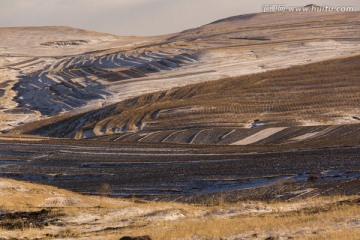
[1,11,360,131]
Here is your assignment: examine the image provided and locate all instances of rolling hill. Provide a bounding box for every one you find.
[18,55,360,149]
[1,11,360,132]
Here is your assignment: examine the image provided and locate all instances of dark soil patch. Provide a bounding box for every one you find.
[0,209,63,230]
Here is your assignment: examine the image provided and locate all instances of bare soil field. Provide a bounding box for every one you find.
[0,138,359,202]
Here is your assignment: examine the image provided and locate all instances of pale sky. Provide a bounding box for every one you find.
[0,0,359,36]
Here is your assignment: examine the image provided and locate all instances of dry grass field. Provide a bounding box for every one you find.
[0,178,359,240]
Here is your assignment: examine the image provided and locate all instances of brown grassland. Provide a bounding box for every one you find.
[0,178,359,239]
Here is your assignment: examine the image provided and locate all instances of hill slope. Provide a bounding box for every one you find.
[1,11,360,131]
[18,55,360,148]
[0,26,144,56]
